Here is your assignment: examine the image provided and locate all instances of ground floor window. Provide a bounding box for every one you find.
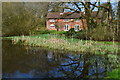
[64,19,69,22]
[64,24,69,31]
[50,24,55,29]
[74,25,80,31]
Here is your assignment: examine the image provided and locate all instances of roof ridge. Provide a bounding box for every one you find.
[46,11,102,19]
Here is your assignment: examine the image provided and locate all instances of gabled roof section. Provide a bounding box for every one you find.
[46,12,102,19]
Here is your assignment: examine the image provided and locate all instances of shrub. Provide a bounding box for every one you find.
[65,28,76,37]
[31,30,67,35]
[51,31,67,35]
[73,30,90,40]
[90,24,119,41]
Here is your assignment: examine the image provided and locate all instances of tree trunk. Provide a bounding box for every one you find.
[85,2,91,29]
[117,1,120,40]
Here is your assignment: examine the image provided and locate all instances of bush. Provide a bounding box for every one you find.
[90,24,119,41]
[32,30,67,35]
[72,30,90,40]
[51,31,67,35]
[72,23,120,41]
[32,30,54,35]
[65,28,76,37]
[64,28,90,40]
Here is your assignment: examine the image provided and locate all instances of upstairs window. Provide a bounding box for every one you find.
[49,19,55,22]
[50,24,55,29]
[74,25,80,31]
[64,19,69,22]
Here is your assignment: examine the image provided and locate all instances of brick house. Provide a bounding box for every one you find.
[46,12,100,31]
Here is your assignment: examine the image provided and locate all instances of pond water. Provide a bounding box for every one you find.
[2,40,119,79]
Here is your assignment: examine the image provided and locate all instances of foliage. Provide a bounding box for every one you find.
[31,30,67,35]
[90,24,120,41]
[32,30,53,35]
[72,30,90,40]
[66,23,120,41]
[65,28,76,37]
[2,2,50,36]
[2,3,31,36]
[106,68,120,79]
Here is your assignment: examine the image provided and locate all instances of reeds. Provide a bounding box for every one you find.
[12,34,119,55]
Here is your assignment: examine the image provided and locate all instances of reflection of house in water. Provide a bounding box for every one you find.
[2,40,117,78]
[47,52,53,62]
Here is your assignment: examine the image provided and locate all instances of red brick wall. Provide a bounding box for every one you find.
[46,19,87,31]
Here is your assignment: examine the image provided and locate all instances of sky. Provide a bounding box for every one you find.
[64,1,118,12]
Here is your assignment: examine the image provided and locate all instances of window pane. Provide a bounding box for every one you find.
[74,25,79,31]
[50,24,55,28]
[50,19,55,22]
[64,25,69,31]
[64,19,69,22]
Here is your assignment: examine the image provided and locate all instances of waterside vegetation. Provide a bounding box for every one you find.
[2,34,119,55]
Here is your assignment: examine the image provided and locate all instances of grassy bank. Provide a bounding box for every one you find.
[3,34,119,55]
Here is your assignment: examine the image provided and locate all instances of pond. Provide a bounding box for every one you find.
[2,40,119,79]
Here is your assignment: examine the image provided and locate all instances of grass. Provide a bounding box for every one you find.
[2,34,119,55]
[1,34,119,45]
[106,68,120,79]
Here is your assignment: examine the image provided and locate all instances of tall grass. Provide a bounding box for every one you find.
[11,34,119,55]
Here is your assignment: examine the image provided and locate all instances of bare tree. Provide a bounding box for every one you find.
[54,19,65,31]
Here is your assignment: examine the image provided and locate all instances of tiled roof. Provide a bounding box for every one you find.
[46,12,102,19]
[46,12,82,19]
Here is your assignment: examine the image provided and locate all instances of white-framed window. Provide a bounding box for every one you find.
[75,19,80,22]
[49,19,55,22]
[50,24,55,29]
[74,24,80,31]
[64,24,69,31]
[64,19,69,22]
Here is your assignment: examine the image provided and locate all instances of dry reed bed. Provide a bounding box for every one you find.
[12,36,119,55]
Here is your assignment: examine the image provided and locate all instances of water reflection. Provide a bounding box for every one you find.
[2,40,119,79]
